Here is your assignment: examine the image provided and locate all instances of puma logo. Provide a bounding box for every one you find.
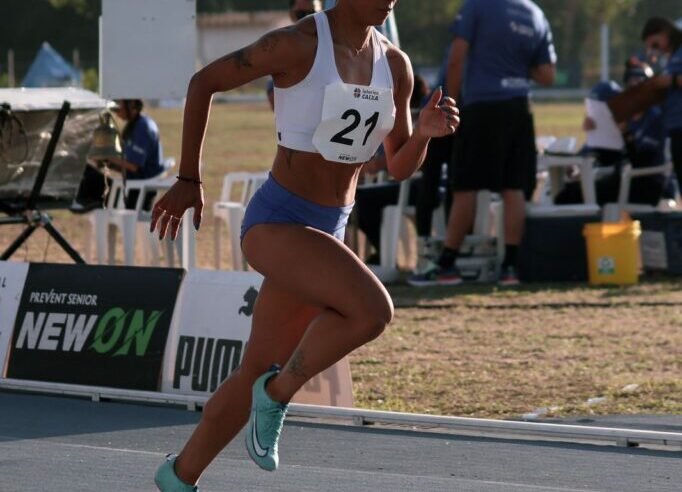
[238,286,258,316]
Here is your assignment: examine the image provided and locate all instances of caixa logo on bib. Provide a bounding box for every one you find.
[6,264,183,391]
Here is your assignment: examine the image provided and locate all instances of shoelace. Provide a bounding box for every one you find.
[261,403,288,444]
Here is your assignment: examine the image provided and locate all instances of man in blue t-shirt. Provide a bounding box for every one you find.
[109,99,164,180]
[412,0,556,287]
[108,99,166,209]
[72,99,165,212]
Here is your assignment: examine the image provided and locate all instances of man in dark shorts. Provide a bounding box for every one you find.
[412,0,556,287]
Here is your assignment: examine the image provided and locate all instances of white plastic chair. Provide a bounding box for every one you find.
[373,177,413,282]
[92,179,138,265]
[528,139,601,219]
[375,177,502,282]
[213,171,268,270]
[533,136,598,211]
[136,176,197,269]
[91,158,181,266]
[536,135,557,154]
[602,161,675,222]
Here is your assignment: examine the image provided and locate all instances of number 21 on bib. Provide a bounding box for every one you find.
[313,82,396,164]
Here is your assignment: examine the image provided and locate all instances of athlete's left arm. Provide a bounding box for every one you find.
[382,47,459,181]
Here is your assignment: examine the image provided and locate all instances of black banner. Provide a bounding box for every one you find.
[7,263,183,391]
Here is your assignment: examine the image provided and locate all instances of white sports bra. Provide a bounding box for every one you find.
[274,11,396,164]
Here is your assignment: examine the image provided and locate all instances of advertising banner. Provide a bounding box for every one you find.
[163,270,353,407]
[0,261,29,377]
[6,264,183,391]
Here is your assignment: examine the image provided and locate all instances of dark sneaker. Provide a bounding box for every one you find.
[407,264,463,287]
[69,200,103,214]
[498,266,521,287]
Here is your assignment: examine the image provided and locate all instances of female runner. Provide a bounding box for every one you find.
[151,1,459,490]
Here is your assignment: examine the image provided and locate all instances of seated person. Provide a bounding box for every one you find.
[109,99,165,180]
[72,165,111,213]
[73,99,166,212]
[555,63,671,206]
[108,99,167,209]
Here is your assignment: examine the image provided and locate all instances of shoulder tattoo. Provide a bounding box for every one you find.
[220,48,253,69]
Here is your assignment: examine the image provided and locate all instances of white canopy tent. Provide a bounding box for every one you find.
[0,87,110,112]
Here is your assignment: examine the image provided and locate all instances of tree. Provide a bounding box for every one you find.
[394,0,463,65]
[583,0,638,23]
[47,0,100,18]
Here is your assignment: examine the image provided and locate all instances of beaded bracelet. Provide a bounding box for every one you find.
[176,175,203,185]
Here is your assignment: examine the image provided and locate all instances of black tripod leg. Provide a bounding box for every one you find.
[43,220,86,264]
[1,224,38,260]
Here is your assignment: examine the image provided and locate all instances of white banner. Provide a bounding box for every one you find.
[0,261,29,377]
[101,0,196,100]
[162,270,353,407]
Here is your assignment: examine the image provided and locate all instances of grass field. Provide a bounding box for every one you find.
[2,102,680,420]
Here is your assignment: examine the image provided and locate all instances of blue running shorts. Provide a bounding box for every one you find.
[241,173,354,242]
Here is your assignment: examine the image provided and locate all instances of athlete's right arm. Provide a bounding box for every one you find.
[151,27,307,239]
[177,28,306,180]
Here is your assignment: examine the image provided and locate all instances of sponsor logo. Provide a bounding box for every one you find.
[238,287,258,316]
[353,87,380,102]
[597,257,616,275]
[173,335,244,392]
[7,265,181,390]
[510,21,535,38]
[338,154,358,163]
[251,412,270,457]
[14,308,163,356]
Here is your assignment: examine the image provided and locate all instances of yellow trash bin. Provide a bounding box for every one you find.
[583,221,641,285]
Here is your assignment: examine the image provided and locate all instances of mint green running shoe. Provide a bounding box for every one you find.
[245,366,288,471]
[154,454,198,491]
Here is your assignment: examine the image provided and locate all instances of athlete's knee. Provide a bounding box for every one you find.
[356,293,393,342]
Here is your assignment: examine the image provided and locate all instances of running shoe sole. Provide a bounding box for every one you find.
[407,277,463,287]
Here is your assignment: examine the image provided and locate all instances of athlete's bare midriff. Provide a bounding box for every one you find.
[271,146,362,207]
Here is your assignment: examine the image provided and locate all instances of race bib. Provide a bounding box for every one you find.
[313,82,396,164]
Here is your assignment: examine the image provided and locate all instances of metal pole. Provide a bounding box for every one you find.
[8,49,15,87]
[600,23,610,82]
[27,101,71,209]
[182,208,196,270]
[98,16,103,95]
